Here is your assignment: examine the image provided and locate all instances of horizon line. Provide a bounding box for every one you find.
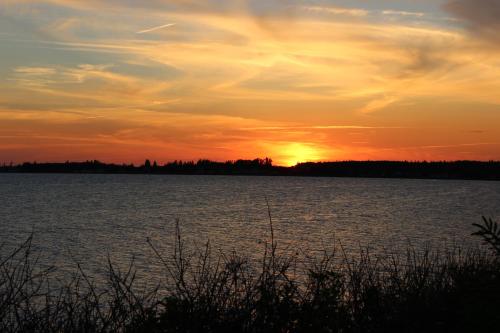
[3,158,500,167]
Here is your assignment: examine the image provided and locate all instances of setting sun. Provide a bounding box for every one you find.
[276,143,327,166]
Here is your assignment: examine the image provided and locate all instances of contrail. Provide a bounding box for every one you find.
[136,23,176,34]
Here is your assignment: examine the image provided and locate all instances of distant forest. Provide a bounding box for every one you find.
[2,158,500,180]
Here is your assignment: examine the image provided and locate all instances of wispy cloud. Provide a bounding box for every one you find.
[381,142,500,151]
[14,67,57,75]
[382,10,425,17]
[360,96,398,114]
[242,125,404,131]
[302,5,369,17]
[136,23,176,34]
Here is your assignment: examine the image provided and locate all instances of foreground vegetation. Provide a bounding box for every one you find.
[1,218,500,332]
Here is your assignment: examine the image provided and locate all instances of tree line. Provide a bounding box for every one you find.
[1,159,500,180]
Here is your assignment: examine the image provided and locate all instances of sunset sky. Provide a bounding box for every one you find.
[1,0,500,166]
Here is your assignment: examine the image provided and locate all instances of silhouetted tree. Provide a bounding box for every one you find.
[2,159,500,179]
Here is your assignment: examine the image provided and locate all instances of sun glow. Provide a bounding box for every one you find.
[277,143,327,167]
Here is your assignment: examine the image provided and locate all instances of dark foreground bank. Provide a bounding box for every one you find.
[1,218,500,333]
[2,159,500,180]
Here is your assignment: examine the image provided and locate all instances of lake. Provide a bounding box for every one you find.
[1,173,500,280]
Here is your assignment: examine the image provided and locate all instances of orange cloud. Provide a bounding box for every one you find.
[1,0,500,163]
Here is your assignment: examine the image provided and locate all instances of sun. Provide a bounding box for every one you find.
[278,143,326,167]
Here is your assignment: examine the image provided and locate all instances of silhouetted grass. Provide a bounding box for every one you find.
[1,218,500,332]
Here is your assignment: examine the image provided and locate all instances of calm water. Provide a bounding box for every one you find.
[1,173,500,279]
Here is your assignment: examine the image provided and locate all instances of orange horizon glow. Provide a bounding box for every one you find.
[1,1,500,164]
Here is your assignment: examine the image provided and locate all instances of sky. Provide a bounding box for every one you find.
[1,0,500,166]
